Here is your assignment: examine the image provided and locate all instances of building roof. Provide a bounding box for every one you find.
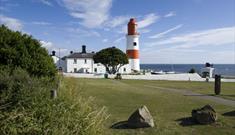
[62,52,95,59]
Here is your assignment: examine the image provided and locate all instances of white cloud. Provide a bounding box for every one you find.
[113,37,125,43]
[141,26,235,64]
[149,24,183,39]
[105,16,130,28]
[140,48,234,64]
[138,13,159,29]
[115,14,158,34]
[59,0,159,32]
[40,40,68,56]
[149,26,235,48]
[40,40,53,48]
[61,0,112,28]
[139,29,151,34]
[164,11,176,18]
[37,0,53,6]
[102,39,108,43]
[32,21,51,25]
[0,14,23,31]
[66,27,100,37]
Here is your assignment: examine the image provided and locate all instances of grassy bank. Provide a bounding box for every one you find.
[0,69,107,135]
[66,78,235,135]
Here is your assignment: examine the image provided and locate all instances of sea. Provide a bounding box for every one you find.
[140,64,235,76]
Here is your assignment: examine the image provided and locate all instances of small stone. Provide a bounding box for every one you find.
[192,104,217,124]
[127,105,154,128]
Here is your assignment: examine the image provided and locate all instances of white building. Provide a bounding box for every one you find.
[51,51,64,71]
[51,45,131,74]
[51,18,141,74]
[201,63,215,78]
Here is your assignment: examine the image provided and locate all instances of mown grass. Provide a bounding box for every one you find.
[66,78,235,135]
[120,80,235,100]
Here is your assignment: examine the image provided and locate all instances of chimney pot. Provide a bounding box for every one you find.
[52,51,56,56]
[82,45,86,53]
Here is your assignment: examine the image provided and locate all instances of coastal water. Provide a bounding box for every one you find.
[140,64,235,76]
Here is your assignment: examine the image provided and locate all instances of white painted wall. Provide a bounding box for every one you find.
[201,67,214,78]
[126,35,139,50]
[118,64,131,74]
[126,35,140,71]
[52,56,66,71]
[55,56,132,74]
[66,58,93,73]
[128,59,140,71]
[51,56,59,65]
[93,63,106,74]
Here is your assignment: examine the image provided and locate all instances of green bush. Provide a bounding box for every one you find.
[188,68,196,73]
[0,68,108,135]
[0,25,56,77]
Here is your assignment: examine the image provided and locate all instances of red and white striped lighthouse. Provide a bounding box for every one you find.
[126,18,140,71]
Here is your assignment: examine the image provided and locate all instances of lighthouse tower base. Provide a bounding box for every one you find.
[129,59,140,72]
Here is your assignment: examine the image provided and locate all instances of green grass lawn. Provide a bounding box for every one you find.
[65,77,235,135]
[121,80,235,101]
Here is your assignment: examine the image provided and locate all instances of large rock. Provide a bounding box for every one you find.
[192,104,217,124]
[127,106,154,128]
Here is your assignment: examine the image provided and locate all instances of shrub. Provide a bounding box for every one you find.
[0,25,56,77]
[188,68,196,73]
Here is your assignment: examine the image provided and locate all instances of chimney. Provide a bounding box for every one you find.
[205,62,211,67]
[52,50,56,56]
[82,45,86,53]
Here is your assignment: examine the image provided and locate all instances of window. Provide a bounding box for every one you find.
[123,68,126,72]
[74,68,77,73]
[133,42,137,46]
[74,59,77,64]
[84,59,87,64]
[94,68,97,73]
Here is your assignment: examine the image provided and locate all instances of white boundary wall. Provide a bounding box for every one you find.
[63,73,235,82]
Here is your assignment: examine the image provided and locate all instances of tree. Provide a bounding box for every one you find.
[93,47,128,74]
[188,68,196,73]
[0,25,56,77]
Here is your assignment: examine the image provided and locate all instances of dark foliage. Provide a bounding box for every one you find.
[188,68,196,73]
[93,47,128,74]
[0,25,56,77]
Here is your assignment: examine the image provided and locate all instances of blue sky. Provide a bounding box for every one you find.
[0,0,235,64]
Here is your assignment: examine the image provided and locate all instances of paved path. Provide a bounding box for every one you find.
[144,85,235,107]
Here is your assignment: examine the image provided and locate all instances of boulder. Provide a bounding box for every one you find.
[192,104,217,124]
[127,105,154,128]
